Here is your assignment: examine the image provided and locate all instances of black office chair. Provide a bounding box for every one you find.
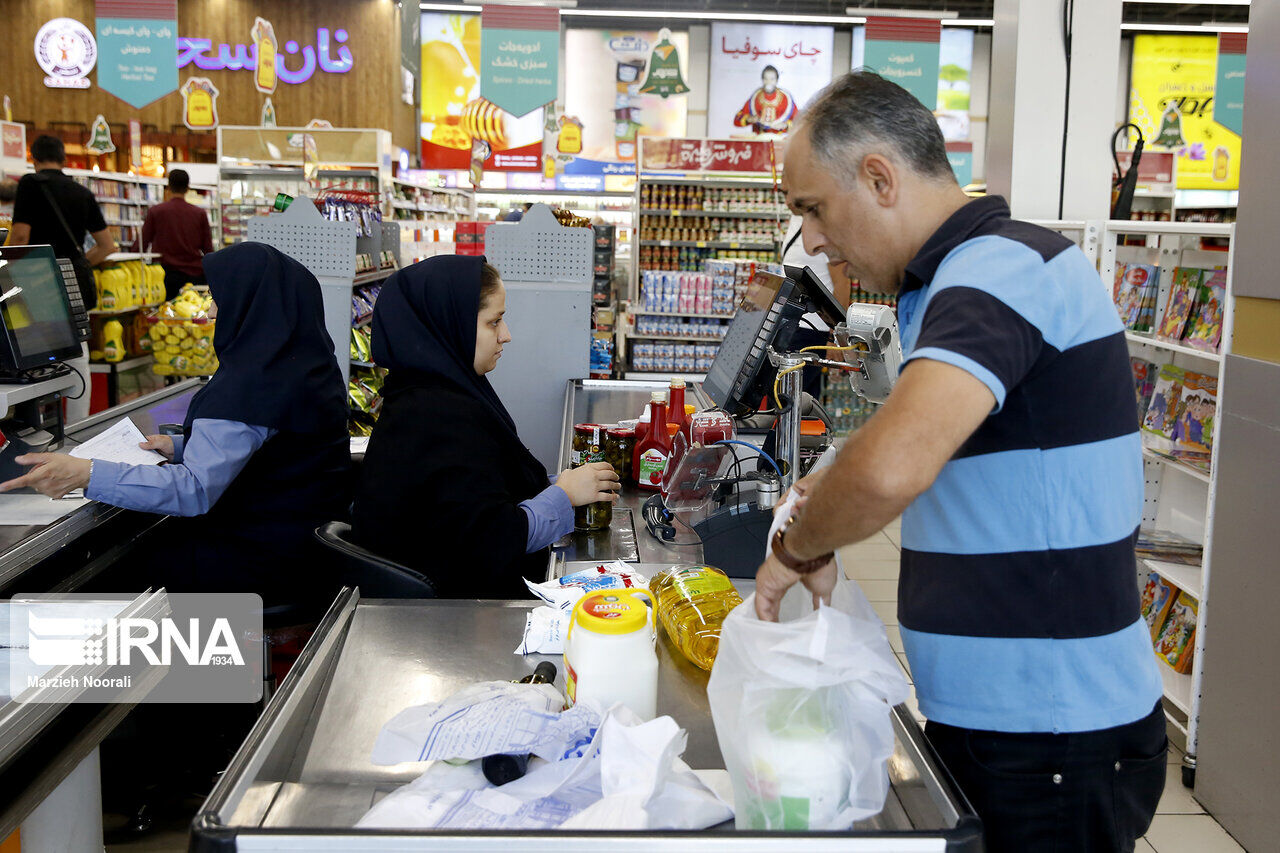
[313,521,437,599]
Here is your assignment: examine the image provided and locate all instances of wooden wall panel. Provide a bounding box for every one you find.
[2,0,416,151]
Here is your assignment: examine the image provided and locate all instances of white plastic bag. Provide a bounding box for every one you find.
[707,582,910,830]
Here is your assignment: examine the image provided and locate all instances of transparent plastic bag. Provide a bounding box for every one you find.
[707,582,910,830]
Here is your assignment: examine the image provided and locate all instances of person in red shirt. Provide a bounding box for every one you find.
[142,169,213,300]
[733,65,798,134]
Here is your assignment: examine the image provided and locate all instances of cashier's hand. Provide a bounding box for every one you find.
[754,554,838,622]
[556,462,621,506]
[0,454,93,499]
[140,434,175,461]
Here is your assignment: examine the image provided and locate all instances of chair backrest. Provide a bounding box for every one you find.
[314,521,437,599]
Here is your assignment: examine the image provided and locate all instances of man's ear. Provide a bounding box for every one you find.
[861,153,899,208]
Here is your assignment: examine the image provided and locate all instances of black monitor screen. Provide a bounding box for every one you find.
[0,246,82,371]
[703,271,795,414]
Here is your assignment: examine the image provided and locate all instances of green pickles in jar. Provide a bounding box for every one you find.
[605,426,635,481]
[571,423,612,531]
[574,499,613,532]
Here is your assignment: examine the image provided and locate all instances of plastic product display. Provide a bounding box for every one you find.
[92,260,166,312]
[650,565,743,671]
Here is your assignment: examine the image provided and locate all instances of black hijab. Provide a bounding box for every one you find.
[372,254,547,479]
[183,242,347,435]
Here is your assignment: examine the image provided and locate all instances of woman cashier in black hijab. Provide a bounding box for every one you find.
[350,255,619,598]
[0,242,351,604]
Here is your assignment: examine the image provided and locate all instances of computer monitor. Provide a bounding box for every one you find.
[0,245,84,373]
[703,265,847,416]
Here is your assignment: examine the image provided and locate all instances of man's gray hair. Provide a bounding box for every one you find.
[797,71,955,184]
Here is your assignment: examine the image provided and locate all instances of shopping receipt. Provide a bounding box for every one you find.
[69,419,165,467]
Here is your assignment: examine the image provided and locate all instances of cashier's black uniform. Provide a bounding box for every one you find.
[351,255,551,597]
[125,243,351,606]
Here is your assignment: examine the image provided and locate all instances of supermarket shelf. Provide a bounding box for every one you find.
[640,239,776,250]
[631,310,734,321]
[628,334,724,343]
[1175,189,1238,209]
[354,268,396,286]
[88,302,162,316]
[1106,219,1233,238]
[107,252,160,261]
[475,188,633,199]
[1158,659,1193,714]
[641,176,780,189]
[88,355,153,373]
[1142,447,1212,484]
[222,201,277,208]
[624,372,707,382]
[639,207,788,219]
[1142,558,1202,600]
[95,195,148,205]
[105,219,145,227]
[1125,331,1221,362]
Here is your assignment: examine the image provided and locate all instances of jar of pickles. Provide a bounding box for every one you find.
[571,423,613,532]
[604,426,635,481]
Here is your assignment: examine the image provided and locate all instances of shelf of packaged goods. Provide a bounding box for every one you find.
[640,239,776,250]
[628,334,724,344]
[106,252,160,261]
[1142,447,1212,484]
[106,219,145,228]
[354,269,396,287]
[639,208,789,219]
[88,355,154,374]
[390,200,417,211]
[474,189,633,199]
[643,176,780,189]
[88,302,162,316]
[1157,659,1193,715]
[623,372,707,382]
[1141,558,1202,601]
[1124,331,1221,363]
[1106,220,1234,238]
[95,195,149,205]
[630,310,734,321]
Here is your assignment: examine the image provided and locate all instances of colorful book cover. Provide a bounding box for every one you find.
[1155,267,1202,342]
[1112,262,1129,303]
[1142,364,1185,440]
[1184,269,1226,352]
[1131,358,1159,413]
[1155,591,1198,674]
[1169,369,1217,467]
[1140,571,1179,642]
[1115,264,1160,331]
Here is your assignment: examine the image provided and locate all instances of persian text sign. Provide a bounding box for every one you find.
[480,5,560,117]
[864,18,941,110]
[1214,33,1246,137]
[640,138,778,173]
[96,0,179,108]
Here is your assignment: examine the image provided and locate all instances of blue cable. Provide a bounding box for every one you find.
[713,440,782,477]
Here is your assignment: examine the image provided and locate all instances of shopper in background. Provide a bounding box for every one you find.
[142,168,214,300]
[351,255,619,598]
[754,72,1165,852]
[503,202,533,222]
[5,135,116,423]
[0,242,351,608]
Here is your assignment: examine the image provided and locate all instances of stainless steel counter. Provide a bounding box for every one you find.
[192,589,980,851]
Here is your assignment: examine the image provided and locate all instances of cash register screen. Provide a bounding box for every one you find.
[703,271,790,414]
[0,245,82,371]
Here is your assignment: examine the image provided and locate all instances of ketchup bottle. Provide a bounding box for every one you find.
[668,378,690,444]
[635,392,672,492]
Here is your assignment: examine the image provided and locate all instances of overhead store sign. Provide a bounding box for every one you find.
[1214,33,1246,137]
[1129,35,1241,191]
[95,0,179,108]
[707,22,834,139]
[180,77,220,131]
[640,138,779,174]
[479,5,560,118]
[34,18,97,89]
[863,17,941,110]
[2,122,27,160]
[176,27,353,85]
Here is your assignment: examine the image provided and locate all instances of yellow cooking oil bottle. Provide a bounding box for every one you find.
[651,564,743,671]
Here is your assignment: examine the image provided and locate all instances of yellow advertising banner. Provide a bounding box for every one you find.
[1129,35,1240,191]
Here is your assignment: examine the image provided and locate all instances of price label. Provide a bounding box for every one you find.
[729,242,740,249]
[671,210,681,217]
[695,241,707,248]
[660,240,672,247]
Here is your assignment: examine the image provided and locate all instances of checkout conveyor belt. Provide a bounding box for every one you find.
[192,379,980,851]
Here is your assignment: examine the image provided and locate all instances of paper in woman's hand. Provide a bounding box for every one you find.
[69,419,165,467]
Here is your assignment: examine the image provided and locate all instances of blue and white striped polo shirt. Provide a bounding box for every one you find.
[895,195,1161,734]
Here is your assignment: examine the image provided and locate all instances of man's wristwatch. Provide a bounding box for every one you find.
[771,517,834,575]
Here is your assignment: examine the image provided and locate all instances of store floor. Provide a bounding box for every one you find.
[837,519,1248,853]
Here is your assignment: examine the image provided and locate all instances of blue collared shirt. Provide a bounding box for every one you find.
[86,418,276,516]
[519,479,573,552]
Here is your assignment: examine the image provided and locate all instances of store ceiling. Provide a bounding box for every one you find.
[558,1,1249,26]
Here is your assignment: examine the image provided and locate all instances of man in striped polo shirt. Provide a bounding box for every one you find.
[756,72,1166,851]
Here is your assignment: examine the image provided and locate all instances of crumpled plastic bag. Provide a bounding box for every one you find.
[358,703,733,831]
[707,582,910,830]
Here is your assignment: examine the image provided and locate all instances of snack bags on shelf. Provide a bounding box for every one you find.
[148,286,217,377]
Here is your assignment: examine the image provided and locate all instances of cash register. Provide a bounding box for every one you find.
[0,245,88,464]
[649,264,902,576]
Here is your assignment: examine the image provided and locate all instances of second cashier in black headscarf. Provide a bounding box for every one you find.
[350,255,619,598]
[0,242,352,605]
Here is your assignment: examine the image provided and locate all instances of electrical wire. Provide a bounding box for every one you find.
[713,439,782,477]
[53,362,87,400]
[772,363,805,411]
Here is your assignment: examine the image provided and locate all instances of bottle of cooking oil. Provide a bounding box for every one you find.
[651,564,743,671]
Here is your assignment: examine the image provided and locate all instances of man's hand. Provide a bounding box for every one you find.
[140,434,175,461]
[0,453,92,498]
[754,553,838,622]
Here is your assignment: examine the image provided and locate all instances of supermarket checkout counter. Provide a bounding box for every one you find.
[0,379,200,843]
[192,378,981,850]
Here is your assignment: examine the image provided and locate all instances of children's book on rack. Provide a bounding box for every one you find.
[1154,591,1198,674]
[1184,269,1226,353]
[1140,571,1180,641]
[1155,267,1202,342]
[1114,263,1160,332]
[1140,364,1218,470]
[1131,357,1158,413]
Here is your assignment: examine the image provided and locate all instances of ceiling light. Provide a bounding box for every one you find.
[942,18,994,27]
[1120,22,1248,32]
[846,6,957,18]
[460,0,577,6]
[420,3,866,23]
[1124,0,1248,5]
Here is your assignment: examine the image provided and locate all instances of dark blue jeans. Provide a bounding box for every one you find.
[926,701,1167,853]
